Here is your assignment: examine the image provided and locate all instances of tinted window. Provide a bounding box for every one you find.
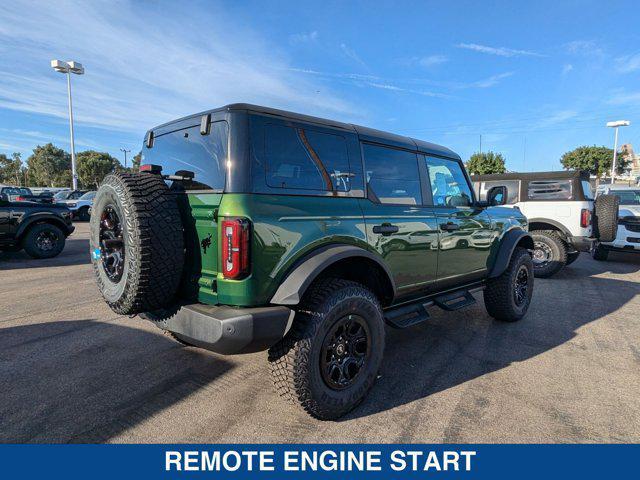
[478,180,520,204]
[527,179,572,200]
[426,157,472,207]
[363,144,421,205]
[581,181,594,200]
[80,191,96,200]
[265,125,351,191]
[142,120,228,191]
[611,189,640,205]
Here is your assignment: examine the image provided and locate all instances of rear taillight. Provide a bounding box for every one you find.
[16,196,25,201]
[581,209,591,228]
[221,218,251,279]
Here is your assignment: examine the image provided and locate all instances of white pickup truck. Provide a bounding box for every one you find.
[592,185,640,260]
[472,171,619,277]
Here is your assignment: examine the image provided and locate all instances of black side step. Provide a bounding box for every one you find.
[433,290,476,311]
[385,302,430,329]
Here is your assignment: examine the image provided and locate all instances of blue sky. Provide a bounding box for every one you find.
[1,0,640,172]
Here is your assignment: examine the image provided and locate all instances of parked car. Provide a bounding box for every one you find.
[591,186,640,260]
[471,171,619,277]
[0,186,55,204]
[54,189,87,202]
[0,192,75,258]
[91,103,535,420]
[62,191,95,221]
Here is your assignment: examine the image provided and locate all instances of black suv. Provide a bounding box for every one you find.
[0,193,75,259]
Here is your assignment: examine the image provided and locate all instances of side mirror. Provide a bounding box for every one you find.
[487,185,507,206]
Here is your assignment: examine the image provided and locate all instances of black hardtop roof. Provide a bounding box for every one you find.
[149,103,459,159]
[471,170,590,181]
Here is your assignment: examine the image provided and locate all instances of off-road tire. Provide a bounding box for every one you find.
[268,278,385,420]
[531,230,567,278]
[591,243,609,261]
[90,172,184,315]
[594,194,620,243]
[22,223,66,259]
[565,250,580,266]
[484,247,533,322]
[77,206,91,222]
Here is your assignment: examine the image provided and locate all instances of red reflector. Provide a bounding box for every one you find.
[139,164,162,174]
[221,218,251,279]
[581,209,591,228]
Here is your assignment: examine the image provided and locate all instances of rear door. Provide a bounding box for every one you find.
[358,143,439,299]
[426,156,494,286]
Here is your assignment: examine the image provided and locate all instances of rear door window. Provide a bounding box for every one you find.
[265,125,351,192]
[142,120,228,191]
[362,144,422,205]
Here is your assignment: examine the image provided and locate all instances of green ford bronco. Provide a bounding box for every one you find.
[91,104,534,419]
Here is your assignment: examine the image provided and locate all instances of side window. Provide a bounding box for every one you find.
[527,180,572,200]
[362,144,422,205]
[265,125,351,192]
[479,180,520,204]
[425,157,473,207]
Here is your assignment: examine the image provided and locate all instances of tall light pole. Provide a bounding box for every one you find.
[51,60,84,190]
[120,148,131,168]
[606,120,630,181]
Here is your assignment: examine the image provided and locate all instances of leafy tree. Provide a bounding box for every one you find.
[560,145,629,177]
[131,151,142,172]
[27,144,71,187]
[466,151,507,175]
[76,150,121,189]
[0,152,24,185]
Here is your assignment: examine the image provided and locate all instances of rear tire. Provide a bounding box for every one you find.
[591,243,609,261]
[78,206,91,222]
[22,223,66,259]
[268,278,385,420]
[484,247,534,322]
[531,230,567,278]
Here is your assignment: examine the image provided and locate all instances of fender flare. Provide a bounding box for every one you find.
[270,245,396,305]
[16,214,71,239]
[526,217,571,237]
[488,229,534,278]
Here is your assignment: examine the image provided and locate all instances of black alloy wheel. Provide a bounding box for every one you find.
[320,314,371,390]
[99,205,125,283]
[35,229,59,253]
[513,264,530,307]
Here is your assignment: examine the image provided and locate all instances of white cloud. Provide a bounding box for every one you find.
[340,43,368,68]
[562,64,574,75]
[456,43,544,58]
[289,31,318,44]
[608,90,640,105]
[418,55,448,67]
[0,1,356,136]
[468,72,514,88]
[615,53,640,73]
[564,40,604,57]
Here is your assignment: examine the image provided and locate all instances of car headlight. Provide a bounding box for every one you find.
[67,203,77,208]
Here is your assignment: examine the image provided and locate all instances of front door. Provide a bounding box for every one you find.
[359,143,439,299]
[425,156,494,287]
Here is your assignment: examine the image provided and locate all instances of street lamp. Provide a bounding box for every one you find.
[51,59,85,190]
[606,120,630,181]
[120,148,131,168]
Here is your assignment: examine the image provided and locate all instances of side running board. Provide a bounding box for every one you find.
[433,290,477,311]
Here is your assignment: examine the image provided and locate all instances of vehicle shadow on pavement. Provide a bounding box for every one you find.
[344,255,640,422]
[0,319,234,443]
[0,238,90,270]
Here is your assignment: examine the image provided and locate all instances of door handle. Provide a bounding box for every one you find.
[440,222,460,232]
[373,224,399,236]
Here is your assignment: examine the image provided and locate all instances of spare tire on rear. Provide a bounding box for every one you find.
[593,194,620,243]
[90,172,184,315]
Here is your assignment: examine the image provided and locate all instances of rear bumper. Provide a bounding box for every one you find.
[567,235,594,252]
[141,304,294,355]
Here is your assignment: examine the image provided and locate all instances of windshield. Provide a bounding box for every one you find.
[142,120,229,191]
[79,191,96,200]
[54,191,70,199]
[610,190,640,205]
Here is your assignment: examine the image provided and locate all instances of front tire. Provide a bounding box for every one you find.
[484,247,534,322]
[531,230,567,278]
[22,223,66,259]
[268,278,385,420]
[77,206,91,222]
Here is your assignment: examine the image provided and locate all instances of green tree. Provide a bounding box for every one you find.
[0,152,24,185]
[466,151,507,175]
[131,151,141,172]
[76,150,121,189]
[560,145,629,177]
[27,144,71,187]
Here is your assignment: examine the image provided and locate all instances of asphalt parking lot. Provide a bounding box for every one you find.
[1,222,639,443]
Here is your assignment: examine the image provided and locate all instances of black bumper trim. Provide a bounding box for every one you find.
[142,304,294,355]
[567,235,594,253]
